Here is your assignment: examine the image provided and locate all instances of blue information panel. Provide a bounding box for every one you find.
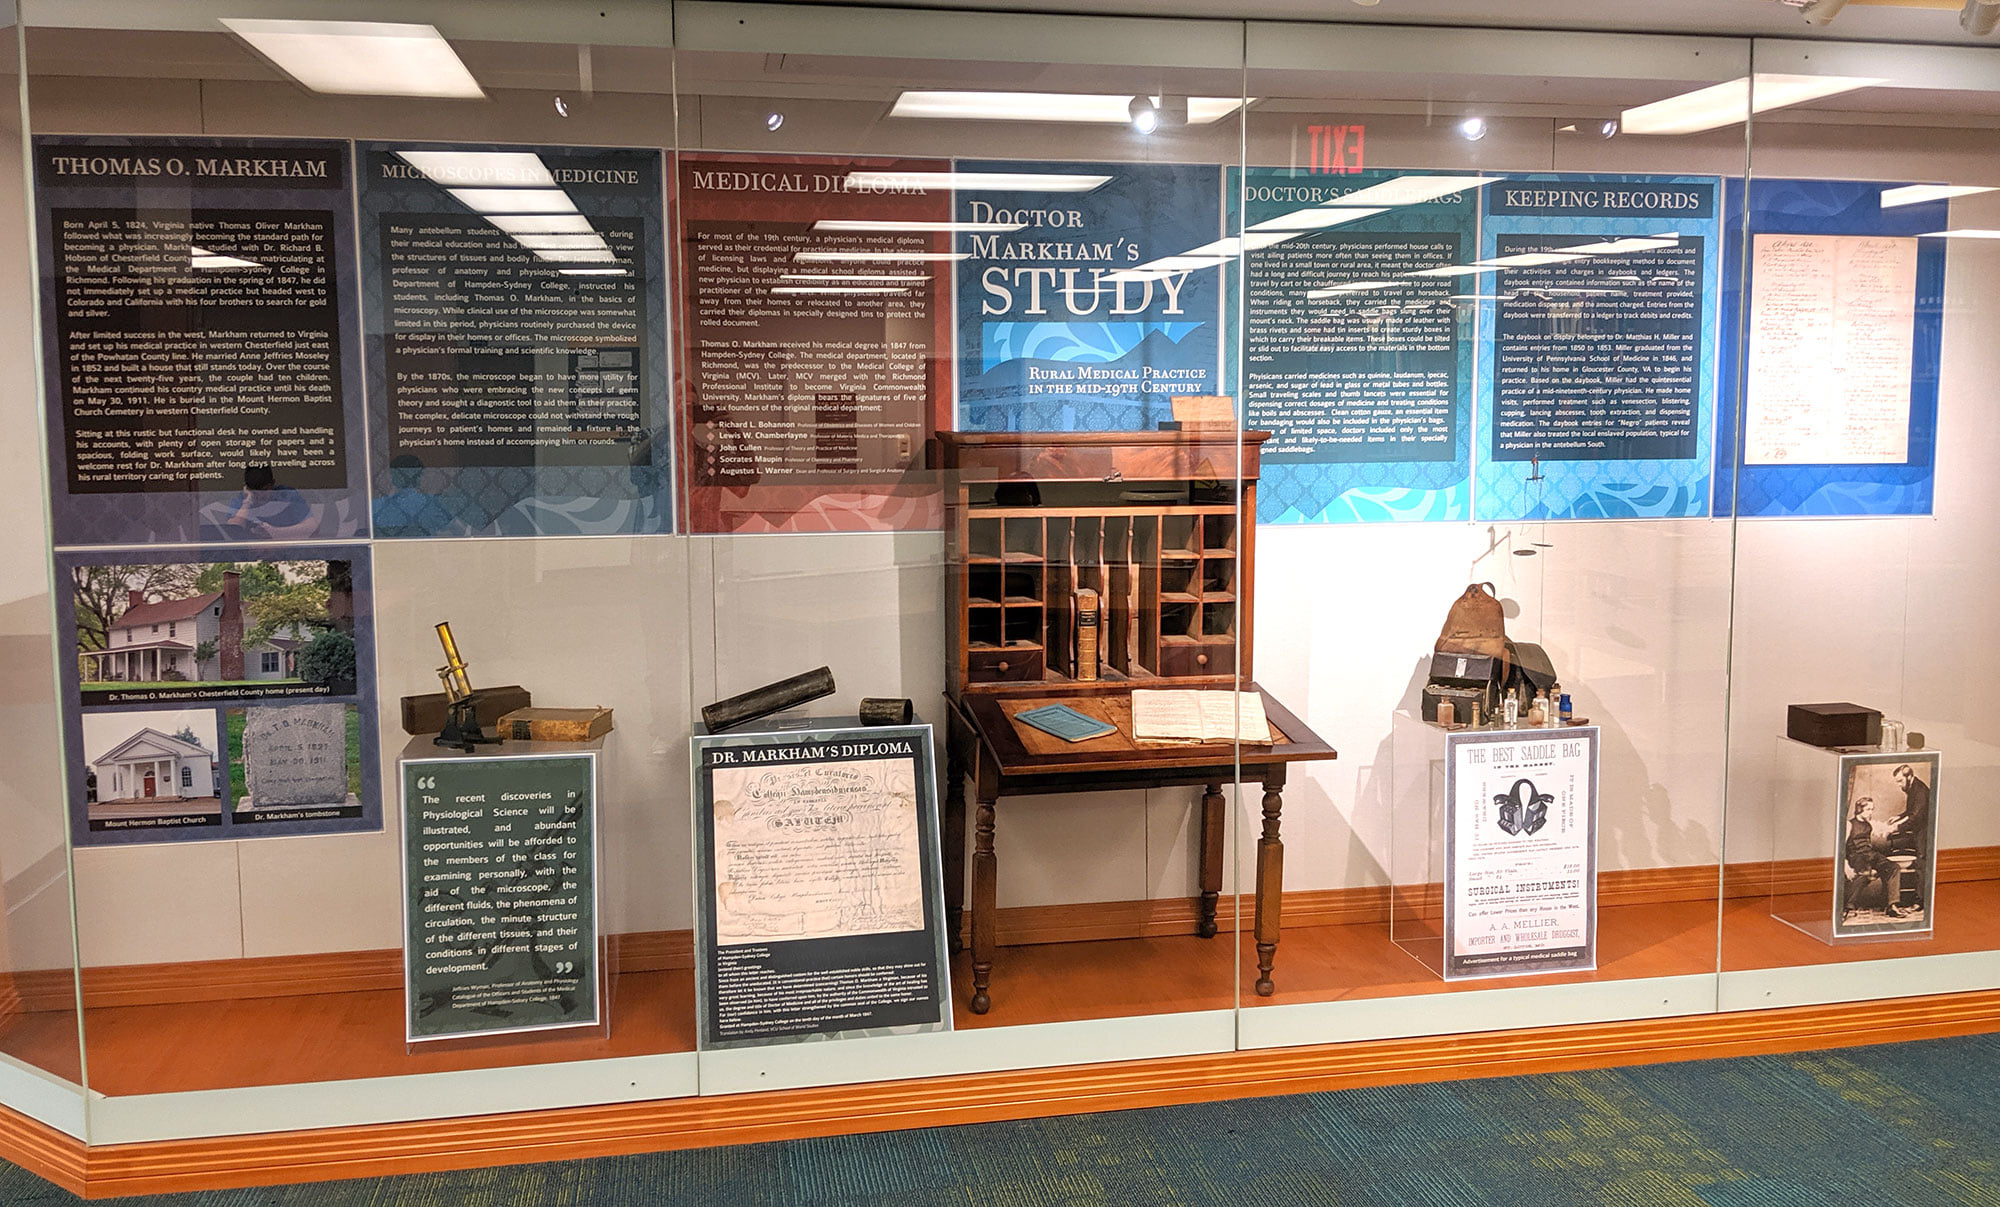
[1234,170,1481,524]
[1714,178,1944,518]
[358,143,672,537]
[1473,175,1722,521]
[954,161,1224,432]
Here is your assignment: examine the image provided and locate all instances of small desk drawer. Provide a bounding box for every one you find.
[969,647,1045,683]
[1159,641,1235,678]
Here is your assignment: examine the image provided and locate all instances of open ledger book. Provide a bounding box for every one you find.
[1130,690,1273,745]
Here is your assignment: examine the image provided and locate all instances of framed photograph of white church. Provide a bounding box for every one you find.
[54,543,382,846]
[1833,750,1939,939]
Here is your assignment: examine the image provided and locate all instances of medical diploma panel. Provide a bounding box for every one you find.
[1443,727,1599,979]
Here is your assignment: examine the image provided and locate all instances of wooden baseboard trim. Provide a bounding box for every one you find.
[10,986,1997,1199]
[16,850,1996,1013]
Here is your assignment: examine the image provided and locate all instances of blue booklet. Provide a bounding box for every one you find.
[1014,704,1117,743]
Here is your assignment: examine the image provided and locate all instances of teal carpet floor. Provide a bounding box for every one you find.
[6,1032,2000,1205]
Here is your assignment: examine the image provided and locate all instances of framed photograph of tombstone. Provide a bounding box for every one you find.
[1833,750,1940,939]
[54,543,381,845]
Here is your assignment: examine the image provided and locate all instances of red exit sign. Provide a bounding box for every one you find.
[1307,124,1365,174]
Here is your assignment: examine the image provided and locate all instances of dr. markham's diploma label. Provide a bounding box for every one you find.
[1443,727,1598,978]
[693,724,949,1048]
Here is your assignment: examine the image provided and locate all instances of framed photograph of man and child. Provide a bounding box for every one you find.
[1833,750,1939,939]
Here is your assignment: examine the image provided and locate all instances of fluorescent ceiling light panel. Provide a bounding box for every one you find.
[813,219,1023,233]
[1326,176,1500,208]
[794,250,968,263]
[1919,229,2000,238]
[189,247,261,269]
[1554,236,1679,256]
[1476,252,1591,268]
[844,171,1112,193]
[1409,264,1496,278]
[772,285,912,294]
[1881,184,1996,208]
[1131,255,1234,272]
[890,91,1247,125]
[449,188,579,215]
[1620,74,1883,136]
[220,19,484,99]
[396,151,554,188]
[561,267,628,276]
[1307,280,1401,298]
[779,273,930,283]
[1246,207,1388,233]
[532,248,616,263]
[511,234,610,251]
[485,213,597,235]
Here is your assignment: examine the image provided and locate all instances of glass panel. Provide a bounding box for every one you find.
[674,4,1250,1089]
[1236,24,1748,1045]
[19,0,689,1110]
[1721,40,2000,1008]
[0,9,85,1106]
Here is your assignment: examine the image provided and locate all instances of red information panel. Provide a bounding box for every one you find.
[676,154,953,533]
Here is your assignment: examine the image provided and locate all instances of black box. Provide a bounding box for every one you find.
[1787,702,1882,748]
[1422,684,1487,724]
[1511,642,1559,694]
[1429,651,1498,688]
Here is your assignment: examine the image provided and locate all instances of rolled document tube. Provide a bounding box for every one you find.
[858,697,914,726]
[701,666,836,732]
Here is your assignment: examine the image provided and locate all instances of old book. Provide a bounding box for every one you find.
[1074,588,1099,681]
[1130,689,1272,744]
[399,685,532,736]
[496,706,614,743]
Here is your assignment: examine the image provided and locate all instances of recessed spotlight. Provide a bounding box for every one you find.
[1129,96,1159,135]
[1599,119,1620,139]
[765,111,785,132]
[554,95,570,118]
[1459,116,1487,141]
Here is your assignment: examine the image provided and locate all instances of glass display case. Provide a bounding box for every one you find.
[0,0,1997,1195]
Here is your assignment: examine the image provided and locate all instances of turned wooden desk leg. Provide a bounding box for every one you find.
[1254,778,1285,996]
[971,794,997,1015]
[943,738,967,954]
[1198,783,1224,939]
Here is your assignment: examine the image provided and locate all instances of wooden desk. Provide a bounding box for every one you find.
[943,683,1336,1014]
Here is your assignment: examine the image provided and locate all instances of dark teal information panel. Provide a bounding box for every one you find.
[401,751,598,1041]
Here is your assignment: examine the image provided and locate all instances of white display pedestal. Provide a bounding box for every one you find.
[1768,736,1939,945]
[1390,710,1600,980]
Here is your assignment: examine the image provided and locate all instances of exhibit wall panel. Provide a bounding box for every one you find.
[0,6,84,1098]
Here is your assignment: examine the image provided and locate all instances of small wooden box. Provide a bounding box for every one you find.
[497,707,614,743]
[1787,702,1881,748]
[400,685,532,735]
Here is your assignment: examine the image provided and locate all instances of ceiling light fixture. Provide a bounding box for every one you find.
[1129,96,1159,135]
[772,285,913,294]
[1966,0,2000,35]
[1881,184,1996,208]
[812,219,1024,233]
[779,273,930,283]
[1458,117,1487,141]
[793,250,969,262]
[1918,228,2000,238]
[890,91,1248,125]
[1246,206,1389,233]
[844,171,1113,193]
[765,112,785,132]
[1621,74,1884,136]
[396,151,555,188]
[1797,0,1850,26]
[484,213,597,235]
[447,187,579,215]
[219,19,484,99]
[1599,119,1620,139]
